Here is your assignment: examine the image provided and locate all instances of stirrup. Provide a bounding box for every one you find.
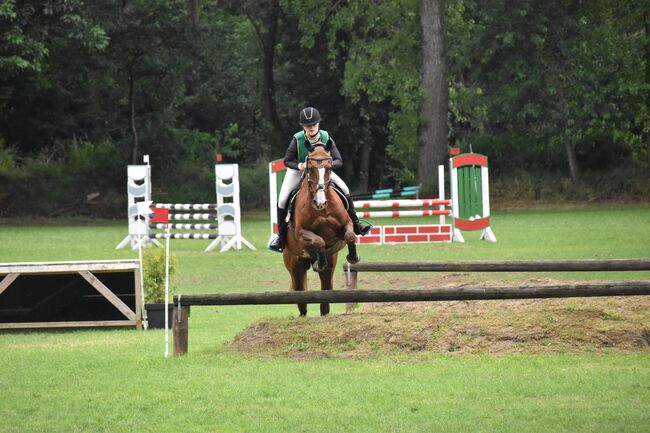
[355,220,373,236]
[267,236,284,253]
[359,223,373,236]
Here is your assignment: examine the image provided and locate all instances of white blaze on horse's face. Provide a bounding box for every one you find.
[313,167,327,209]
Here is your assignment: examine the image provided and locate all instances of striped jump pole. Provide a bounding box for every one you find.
[151,224,219,230]
[354,199,451,208]
[152,204,219,211]
[351,185,420,200]
[149,233,220,240]
[357,209,451,219]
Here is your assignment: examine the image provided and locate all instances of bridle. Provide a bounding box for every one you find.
[305,155,332,196]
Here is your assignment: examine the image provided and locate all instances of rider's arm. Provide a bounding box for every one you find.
[283,137,301,170]
[329,138,343,170]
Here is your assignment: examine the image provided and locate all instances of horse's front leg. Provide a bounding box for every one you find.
[342,222,360,264]
[300,229,328,272]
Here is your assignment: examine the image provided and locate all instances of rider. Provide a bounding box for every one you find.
[268,107,372,253]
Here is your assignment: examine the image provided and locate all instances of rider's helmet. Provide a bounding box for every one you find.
[299,107,321,126]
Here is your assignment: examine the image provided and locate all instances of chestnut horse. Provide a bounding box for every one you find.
[283,144,359,316]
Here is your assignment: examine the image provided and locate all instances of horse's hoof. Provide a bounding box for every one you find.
[311,259,328,272]
[346,254,360,264]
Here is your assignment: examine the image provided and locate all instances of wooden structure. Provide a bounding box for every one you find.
[172,258,650,356]
[342,258,650,312]
[0,260,142,329]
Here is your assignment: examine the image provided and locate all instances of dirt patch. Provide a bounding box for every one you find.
[227,277,650,359]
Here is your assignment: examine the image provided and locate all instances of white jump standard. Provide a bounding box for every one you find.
[116,156,254,252]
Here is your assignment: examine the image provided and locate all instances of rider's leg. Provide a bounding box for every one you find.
[330,173,372,236]
[268,206,288,252]
[268,169,302,252]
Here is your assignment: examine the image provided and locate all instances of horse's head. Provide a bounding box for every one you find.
[305,144,332,210]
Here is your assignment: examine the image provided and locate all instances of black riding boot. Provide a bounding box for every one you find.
[346,194,372,236]
[268,207,288,252]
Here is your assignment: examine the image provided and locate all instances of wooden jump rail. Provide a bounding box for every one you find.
[340,258,650,313]
[342,259,650,273]
[172,258,650,356]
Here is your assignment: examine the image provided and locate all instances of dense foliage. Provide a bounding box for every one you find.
[0,0,648,216]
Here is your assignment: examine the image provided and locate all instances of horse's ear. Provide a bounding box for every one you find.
[307,142,327,152]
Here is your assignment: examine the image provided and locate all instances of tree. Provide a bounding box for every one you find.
[0,0,108,152]
[643,6,650,171]
[459,0,648,182]
[223,0,285,157]
[417,0,449,186]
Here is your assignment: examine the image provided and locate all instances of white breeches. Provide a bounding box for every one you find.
[278,169,349,209]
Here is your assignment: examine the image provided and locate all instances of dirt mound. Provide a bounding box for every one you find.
[228,278,650,359]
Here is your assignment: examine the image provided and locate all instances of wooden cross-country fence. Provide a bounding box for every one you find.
[171,259,650,356]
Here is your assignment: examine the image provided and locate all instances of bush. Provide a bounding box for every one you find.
[238,161,269,210]
[489,165,650,209]
[0,137,17,173]
[0,139,124,217]
[142,247,177,304]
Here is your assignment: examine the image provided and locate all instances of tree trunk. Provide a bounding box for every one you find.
[0,85,13,114]
[417,0,449,187]
[186,0,200,97]
[128,65,139,164]
[86,69,103,133]
[565,139,579,184]
[259,0,284,157]
[188,0,199,24]
[643,10,650,171]
[357,139,372,192]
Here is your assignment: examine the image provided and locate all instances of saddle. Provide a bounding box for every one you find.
[285,183,349,224]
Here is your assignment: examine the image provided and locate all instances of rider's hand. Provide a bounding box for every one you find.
[298,162,306,171]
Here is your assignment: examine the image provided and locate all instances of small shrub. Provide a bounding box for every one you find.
[142,247,177,304]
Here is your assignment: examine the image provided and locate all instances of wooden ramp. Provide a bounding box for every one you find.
[0,260,142,330]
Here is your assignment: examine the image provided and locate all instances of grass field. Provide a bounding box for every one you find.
[1,205,650,432]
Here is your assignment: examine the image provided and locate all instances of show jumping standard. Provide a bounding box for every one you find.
[116,156,254,252]
[450,152,496,242]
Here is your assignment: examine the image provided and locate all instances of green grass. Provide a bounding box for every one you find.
[1,205,650,432]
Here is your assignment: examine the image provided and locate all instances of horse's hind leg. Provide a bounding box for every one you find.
[296,259,310,316]
[318,253,337,316]
[284,252,309,316]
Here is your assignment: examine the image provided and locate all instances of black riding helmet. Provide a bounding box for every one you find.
[299,107,321,126]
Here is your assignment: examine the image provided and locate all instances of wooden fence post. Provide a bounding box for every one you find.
[344,268,358,314]
[173,305,189,357]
